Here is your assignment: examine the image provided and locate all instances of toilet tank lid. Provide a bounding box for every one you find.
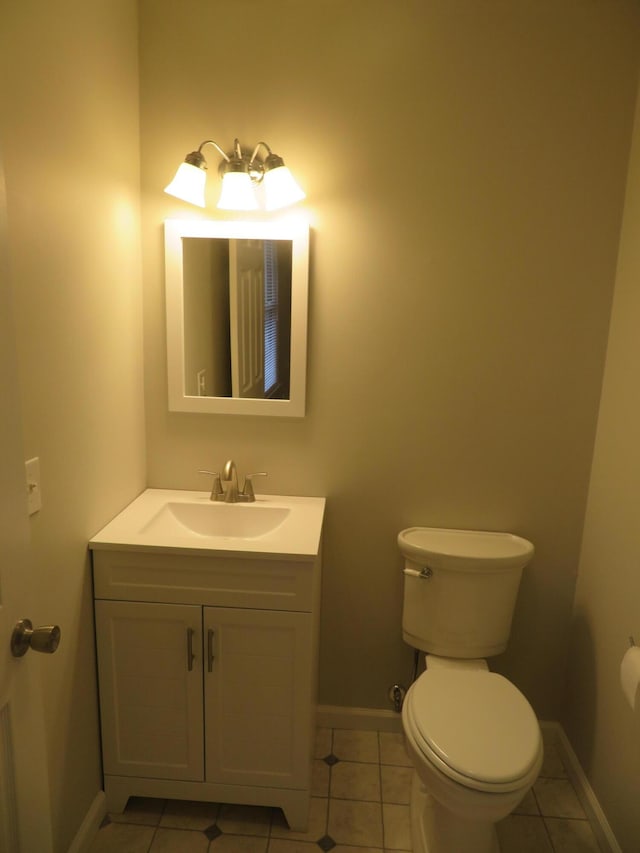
[398,527,534,571]
[410,669,541,784]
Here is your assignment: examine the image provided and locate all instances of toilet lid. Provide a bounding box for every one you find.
[409,669,540,785]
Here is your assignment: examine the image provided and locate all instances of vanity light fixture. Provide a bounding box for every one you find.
[164,138,306,212]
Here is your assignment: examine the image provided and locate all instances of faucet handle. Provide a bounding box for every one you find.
[198,469,223,501]
[242,472,267,502]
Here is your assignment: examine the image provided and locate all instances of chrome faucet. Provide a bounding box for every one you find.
[199,461,267,502]
[222,459,241,503]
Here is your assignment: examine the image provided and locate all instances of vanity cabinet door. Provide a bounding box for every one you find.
[95,600,204,781]
[203,606,313,790]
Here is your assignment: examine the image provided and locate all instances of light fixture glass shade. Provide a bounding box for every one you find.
[217,171,259,211]
[262,165,306,211]
[164,162,207,207]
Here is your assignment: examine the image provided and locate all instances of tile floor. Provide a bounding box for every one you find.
[87,726,604,853]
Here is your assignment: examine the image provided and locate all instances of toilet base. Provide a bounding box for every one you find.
[410,771,499,853]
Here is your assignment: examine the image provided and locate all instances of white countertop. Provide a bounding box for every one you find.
[89,489,326,560]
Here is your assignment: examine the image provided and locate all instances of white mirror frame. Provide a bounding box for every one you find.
[164,218,309,417]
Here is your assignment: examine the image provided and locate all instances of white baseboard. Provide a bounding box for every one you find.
[545,721,622,853]
[67,790,107,853]
[316,704,403,732]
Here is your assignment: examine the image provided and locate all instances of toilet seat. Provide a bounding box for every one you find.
[405,669,541,794]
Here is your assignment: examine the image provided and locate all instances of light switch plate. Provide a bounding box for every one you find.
[25,457,42,515]
[197,368,206,396]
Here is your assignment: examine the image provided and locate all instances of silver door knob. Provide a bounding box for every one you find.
[10,619,61,657]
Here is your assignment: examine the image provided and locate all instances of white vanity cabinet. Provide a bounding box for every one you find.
[91,540,322,832]
[94,600,205,782]
[203,606,312,789]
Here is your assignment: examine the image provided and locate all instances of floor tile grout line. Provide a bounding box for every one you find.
[146,824,157,853]
[377,730,387,849]
[326,725,334,842]
[539,808,558,853]
[532,747,558,852]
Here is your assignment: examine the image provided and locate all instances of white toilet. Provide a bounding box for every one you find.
[398,526,543,853]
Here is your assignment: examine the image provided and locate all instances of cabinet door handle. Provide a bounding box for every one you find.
[207,629,215,672]
[186,627,196,671]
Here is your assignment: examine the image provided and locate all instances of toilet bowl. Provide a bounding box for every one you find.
[397,526,541,853]
[401,658,543,853]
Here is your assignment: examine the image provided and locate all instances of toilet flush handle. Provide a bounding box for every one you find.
[403,566,433,580]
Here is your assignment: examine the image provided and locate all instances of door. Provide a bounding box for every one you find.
[229,239,265,398]
[94,600,204,782]
[0,153,54,849]
[204,606,312,789]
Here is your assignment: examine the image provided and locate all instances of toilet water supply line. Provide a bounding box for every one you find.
[389,565,434,712]
[388,650,421,713]
[389,649,422,713]
[389,684,406,713]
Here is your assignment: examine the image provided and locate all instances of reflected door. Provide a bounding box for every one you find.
[229,239,265,399]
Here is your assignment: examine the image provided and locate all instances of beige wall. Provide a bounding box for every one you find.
[0,0,639,846]
[563,70,640,851]
[139,0,640,718]
[0,2,145,850]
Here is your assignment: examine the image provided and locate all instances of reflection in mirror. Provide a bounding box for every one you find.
[182,237,292,400]
[165,219,309,417]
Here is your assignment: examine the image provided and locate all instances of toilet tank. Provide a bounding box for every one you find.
[399,527,534,659]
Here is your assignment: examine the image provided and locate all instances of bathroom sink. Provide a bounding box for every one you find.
[141,501,290,539]
[89,489,325,558]
[398,527,534,570]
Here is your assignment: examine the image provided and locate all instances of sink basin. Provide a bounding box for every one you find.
[141,501,290,539]
[89,489,325,558]
[398,527,534,570]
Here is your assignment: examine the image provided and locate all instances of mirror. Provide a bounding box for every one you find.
[165,219,309,416]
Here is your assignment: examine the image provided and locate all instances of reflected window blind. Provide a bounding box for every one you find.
[264,241,279,395]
